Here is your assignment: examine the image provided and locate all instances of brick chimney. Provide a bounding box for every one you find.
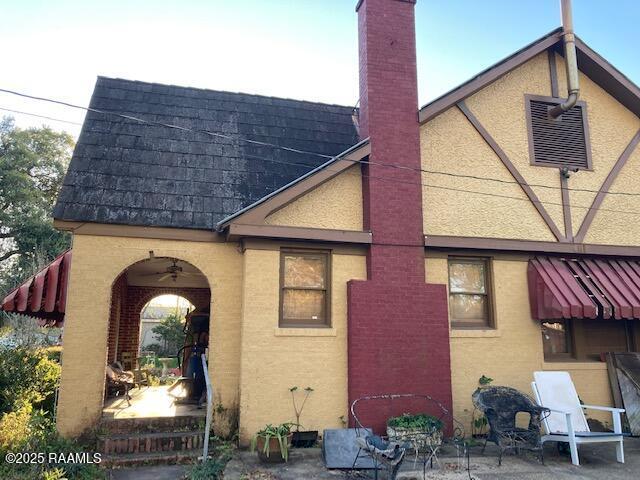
[348,0,452,431]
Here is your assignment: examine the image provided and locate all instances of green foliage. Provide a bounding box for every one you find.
[471,374,494,437]
[187,441,233,480]
[0,117,73,298]
[0,346,61,415]
[0,411,104,480]
[250,423,294,461]
[387,413,443,432]
[151,312,185,356]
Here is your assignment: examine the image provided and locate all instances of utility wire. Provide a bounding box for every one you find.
[62,149,640,218]
[0,106,83,126]
[2,87,640,201]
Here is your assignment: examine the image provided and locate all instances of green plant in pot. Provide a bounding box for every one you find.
[251,423,294,463]
[289,386,318,448]
[387,413,444,450]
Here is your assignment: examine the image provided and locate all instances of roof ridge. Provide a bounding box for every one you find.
[95,76,356,111]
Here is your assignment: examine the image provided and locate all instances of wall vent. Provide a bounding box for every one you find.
[526,94,591,170]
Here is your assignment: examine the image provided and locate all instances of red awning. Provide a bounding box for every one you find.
[528,256,640,320]
[1,250,72,327]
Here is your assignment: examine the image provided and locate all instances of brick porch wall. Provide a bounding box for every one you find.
[106,277,210,362]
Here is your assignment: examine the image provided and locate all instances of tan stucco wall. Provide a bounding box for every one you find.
[57,234,243,437]
[426,255,613,429]
[552,53,640,240]
[265,166,363,231]
[421,50,640,245]
[238,247,366,444]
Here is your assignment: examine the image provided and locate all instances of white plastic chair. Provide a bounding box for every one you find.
[531,371,625,466]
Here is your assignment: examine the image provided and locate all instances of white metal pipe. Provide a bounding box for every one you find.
[201,352,213,461]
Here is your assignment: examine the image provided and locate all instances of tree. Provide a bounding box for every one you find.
[0,117,73,295]
[152,313,185,356]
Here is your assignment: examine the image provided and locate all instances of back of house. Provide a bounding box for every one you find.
[3,0,640,450]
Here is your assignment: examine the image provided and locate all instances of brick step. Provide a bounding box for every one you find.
[99,415,205,434]
[98,430,206,455]
[101,449,201,468]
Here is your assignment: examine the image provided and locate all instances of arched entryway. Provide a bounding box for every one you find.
[103,256,211,418]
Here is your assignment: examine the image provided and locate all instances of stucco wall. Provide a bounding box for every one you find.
[421,50,640,245]
[551,52,640,241]
[56,234,243,437]
[425,255,613,429]
[238,247,366,444]
[265,166,363,231]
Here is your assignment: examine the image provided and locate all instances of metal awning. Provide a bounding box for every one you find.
[528,256,640,320]
[1,250,72,327]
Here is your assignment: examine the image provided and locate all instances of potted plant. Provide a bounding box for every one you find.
[251,423,294,463]
[289,386,318,447]
[387,413,444,450]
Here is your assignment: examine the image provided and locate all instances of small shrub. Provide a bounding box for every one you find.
[187,441,233,480]
[0,346,61,415]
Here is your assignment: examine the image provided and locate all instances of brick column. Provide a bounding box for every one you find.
[348,0,452,432]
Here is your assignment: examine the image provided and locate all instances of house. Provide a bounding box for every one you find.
[3,0,640,447]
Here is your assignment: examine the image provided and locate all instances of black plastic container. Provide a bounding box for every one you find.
[291,430,318,448]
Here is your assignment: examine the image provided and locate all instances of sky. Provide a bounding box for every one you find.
[1,0,638,139]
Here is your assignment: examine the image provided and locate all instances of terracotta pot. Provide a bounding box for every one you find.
[256,433,293,463]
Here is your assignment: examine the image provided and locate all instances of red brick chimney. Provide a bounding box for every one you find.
[348,0,452,431]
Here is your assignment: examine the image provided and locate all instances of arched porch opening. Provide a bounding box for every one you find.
[103,256,211,419]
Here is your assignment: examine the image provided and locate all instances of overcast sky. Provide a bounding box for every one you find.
[1,0,638,138]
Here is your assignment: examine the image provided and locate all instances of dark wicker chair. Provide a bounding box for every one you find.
[472,386,549,465]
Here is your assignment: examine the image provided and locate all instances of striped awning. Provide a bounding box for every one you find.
[528,256,640,320]
[1,250,72,327]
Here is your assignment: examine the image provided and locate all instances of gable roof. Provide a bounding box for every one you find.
[53,77,358,230]
[419,28,640,123]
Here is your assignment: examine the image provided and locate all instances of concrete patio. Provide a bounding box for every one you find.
[223,438,640,480]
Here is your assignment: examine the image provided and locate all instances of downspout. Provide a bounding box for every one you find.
[549,0,579,118]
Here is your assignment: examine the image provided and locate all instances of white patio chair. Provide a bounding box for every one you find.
[531,371,625,466]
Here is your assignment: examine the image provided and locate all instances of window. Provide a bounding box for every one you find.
[525,94,592,170]
[541,321,573,360]
[448,258,493,328]
[542,319,637,362]
[280,250,330,327]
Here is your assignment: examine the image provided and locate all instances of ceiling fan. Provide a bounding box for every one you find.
[141,258,203,282]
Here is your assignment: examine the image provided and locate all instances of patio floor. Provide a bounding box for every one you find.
[102,385,206,419]
[223,438,640,480]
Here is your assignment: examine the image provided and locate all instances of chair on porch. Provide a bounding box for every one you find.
[472,386,548,465]
[105,364,135,406]
[120,352,150,390]
[531,371,626,466]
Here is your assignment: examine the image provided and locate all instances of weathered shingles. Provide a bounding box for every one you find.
[53,77,358,230]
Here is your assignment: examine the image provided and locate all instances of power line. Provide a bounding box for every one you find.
[0,106,83,126]
[63,149,640,218]
[2,86,640,203]
[0,87,336,160]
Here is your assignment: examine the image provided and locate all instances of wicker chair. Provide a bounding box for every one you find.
[472,386,549,465]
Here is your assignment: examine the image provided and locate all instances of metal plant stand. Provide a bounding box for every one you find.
[350,393,467,479]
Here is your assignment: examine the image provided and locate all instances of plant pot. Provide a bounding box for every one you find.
[256,433,293,463]
[386,426,443,450]
[291,430,318,448]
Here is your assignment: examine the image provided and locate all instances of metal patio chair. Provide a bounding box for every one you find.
[472,386,549,465]
[350,393,466,479]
